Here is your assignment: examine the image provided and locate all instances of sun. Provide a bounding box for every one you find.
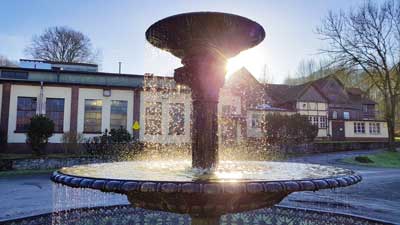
[225,47,266,79]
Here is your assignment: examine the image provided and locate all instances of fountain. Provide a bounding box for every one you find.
[51,12,362,225]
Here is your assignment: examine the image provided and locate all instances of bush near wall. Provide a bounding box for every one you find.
[84,128,143,159]
[261,114,318,148]
[26,115,54,155]
[61,132,85,154]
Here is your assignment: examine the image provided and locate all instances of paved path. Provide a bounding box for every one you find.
[0,149,399,224]
[282,149,400,224]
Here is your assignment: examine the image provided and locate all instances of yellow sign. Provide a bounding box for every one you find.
[132,121,140,130]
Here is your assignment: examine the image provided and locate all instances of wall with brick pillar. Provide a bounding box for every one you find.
[70,86,79,133]
[133,89,141,140]
[0,83,11,148]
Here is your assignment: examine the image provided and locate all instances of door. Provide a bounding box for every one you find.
[331,121,345,141]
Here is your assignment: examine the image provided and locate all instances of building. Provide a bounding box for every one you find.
[0,60,388,153]
[244,73,388,142]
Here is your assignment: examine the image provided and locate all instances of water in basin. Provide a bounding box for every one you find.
[59,161,353,182]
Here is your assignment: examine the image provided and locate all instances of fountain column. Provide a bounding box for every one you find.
[174,51,226,169]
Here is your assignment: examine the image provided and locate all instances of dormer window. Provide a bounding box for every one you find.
[343,112,350,120]
[363,105,368,113]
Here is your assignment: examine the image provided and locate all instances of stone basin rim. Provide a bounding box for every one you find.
[51,170,362,194]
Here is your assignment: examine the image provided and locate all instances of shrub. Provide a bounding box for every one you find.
[262,113,318,147]
[61,131,84,154]
[110,127,132,144]
[355,156,374,163]
[0,130,7,145]
[83,129,142,158]
[26,115,54,155]
[84,129,110,157]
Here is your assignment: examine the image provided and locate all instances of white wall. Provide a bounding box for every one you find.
[246,110,296,138]
[344,121,389,138]
[218,88,243,142]
[296,101,327,111]
[8,85,71,143]
[296,101,328,137]
[140,90,192,144]
[77,88,134,139]
[218,88,241,115]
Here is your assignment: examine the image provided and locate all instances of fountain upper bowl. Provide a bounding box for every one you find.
[145,12,266,59]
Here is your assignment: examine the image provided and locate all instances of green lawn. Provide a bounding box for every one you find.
[395,137,400,142]
[342,151,400,168]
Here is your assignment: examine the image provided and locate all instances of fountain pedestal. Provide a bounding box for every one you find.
[145,12,266,169]
[175,52,226,169]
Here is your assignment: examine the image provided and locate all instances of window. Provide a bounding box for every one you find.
[319,116,327,128]
[302,103,307,109]
[169,103,185,135]
[313,116,319,125]
[363,105,368,113]
[16,97,37,132]
[46,98,64,132]
[369,122,381,134]
[251,114,261,128]
[354,122,365,134]
[84,99,102,133]
[1,70,28,79]
[332,111,338,119]
[343,112,350,120]
[308,116,319,126]
[145,102,162,135]
[110,100,128,130]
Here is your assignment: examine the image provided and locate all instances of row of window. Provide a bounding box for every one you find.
[16,97,128,133]
[332,111,350,120]
[17,97,64,132]
[354,122,381,134]
[144,102,185,135]
[83,99,128,133]
[308,116,328,128]
[16,97,186,135]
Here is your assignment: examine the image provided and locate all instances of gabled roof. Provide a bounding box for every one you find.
[225,67,262,88]
[265,82,325,104]
[312,74,345,90]
[312,75,376,105]
[265,84,295,103]
[264,74,376,106]
[346,87,376,104]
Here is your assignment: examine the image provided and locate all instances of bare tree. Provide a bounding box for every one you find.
[317,0,400,148]
[260,64,274,84]
[284,58,332,85]
[25,26,97,63]
[0,55,16,67]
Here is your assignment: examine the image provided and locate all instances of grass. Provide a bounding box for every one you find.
[0,168,54,177]
[395,137,400,142]
[342,150,400,168]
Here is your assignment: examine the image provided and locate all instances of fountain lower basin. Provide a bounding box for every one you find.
[51,161,361,217]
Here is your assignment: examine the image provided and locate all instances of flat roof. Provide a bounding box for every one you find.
[20,59,98,67]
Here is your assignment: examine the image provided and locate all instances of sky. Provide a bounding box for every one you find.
[0,0,365,83]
